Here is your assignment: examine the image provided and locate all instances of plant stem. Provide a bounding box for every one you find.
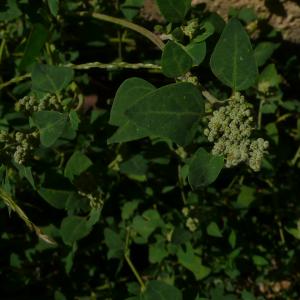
[124,227,146,292]
[77,11,164,50]
[257,97,265,130]
[0,73,31,89]
[291,144,300,166]
[0,61,161,90]
[67,61,161,70]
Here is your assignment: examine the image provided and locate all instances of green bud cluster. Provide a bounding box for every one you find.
[182,206,199,232]
[204,93,269,171]
[181,19,199,39]
[79,190,104,210]
[0,129,39,165]
[17,94,63,114]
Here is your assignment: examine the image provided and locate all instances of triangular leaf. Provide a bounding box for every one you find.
[210,18,258,91]
[126,82,204,145]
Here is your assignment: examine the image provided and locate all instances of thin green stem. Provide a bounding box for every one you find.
[0,38,6,64]
[291,144,300,166]
[77,11,164,50]
[258,97,265,130]
[124,227,146,291]
[0,73,31,89]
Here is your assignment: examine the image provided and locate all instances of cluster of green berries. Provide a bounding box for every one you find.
[0,130,39,165]
[204,93,269,171]
[17,94,63,114]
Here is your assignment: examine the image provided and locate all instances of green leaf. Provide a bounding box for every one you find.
[185,41,206,66]
[0,0,22,21]
[19,24,48,71]
[108,77,154,144]
[121,0,144,20]
[149,237,168,263]
[235,185,255,209]
[155,0,191,23]
[254,42,279,67]
[126,82,204,145]
[64,151,92,181]
[110,77,155,127]
[69,110,80,131]
[241,290,256,300]
[228,230,236,248]
[107,121,149,144]
[121,200,139,220]
[61,215,91,246]
[252,255,268,266]
[210,18,258,91]
[132,209,163,242]
[18,165,35,189]
[258,64,281,88]
[193,21,215,42]
[161,41,193,77]
[39,188,72,209]
[32,111,68,147]
[207,222,222,238]
[177,243,210,280]
[142,280,182,300]
[104,228,124,259]
[32,64,74,93]
[285,226,300,240]
[120,154,148,178]
[47,0,59,16]
[188,148,223,188]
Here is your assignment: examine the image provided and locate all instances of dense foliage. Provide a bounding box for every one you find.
[1,0,300,299]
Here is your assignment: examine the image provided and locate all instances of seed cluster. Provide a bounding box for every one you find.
[204,93,269,171]
[0,130,39,165]
[17,94,63,114]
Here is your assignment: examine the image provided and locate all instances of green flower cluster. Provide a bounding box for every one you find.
[17,94,63,114]
[204,93,269,171]
[78,190,104,210]
[182,206,199,232]
[0,130,39,165]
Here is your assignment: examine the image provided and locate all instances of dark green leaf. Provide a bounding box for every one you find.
[19,24,48,71]
[254,42,279,67]
[177,243,211,280]
[210,18,258,91]
[64,151,92,181]
[110,77,155,127]
[32,111,68,147]
[104,228,124,259]
[120,154,148,177]
[108,77,154,143]
[207,222,222,237]
[0,0,21,21]
[48,0,59,16]
[126,82,204,145]
[185,41,206,66]
[121,0,144,20]
[61,215,91,246]
[155,0,191,23]
[188,148,223,188]
[161,41,193,77]
[132,209,163,242]
[39,188,72,209]
[32,64,74,93]
[142,280,182,300]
